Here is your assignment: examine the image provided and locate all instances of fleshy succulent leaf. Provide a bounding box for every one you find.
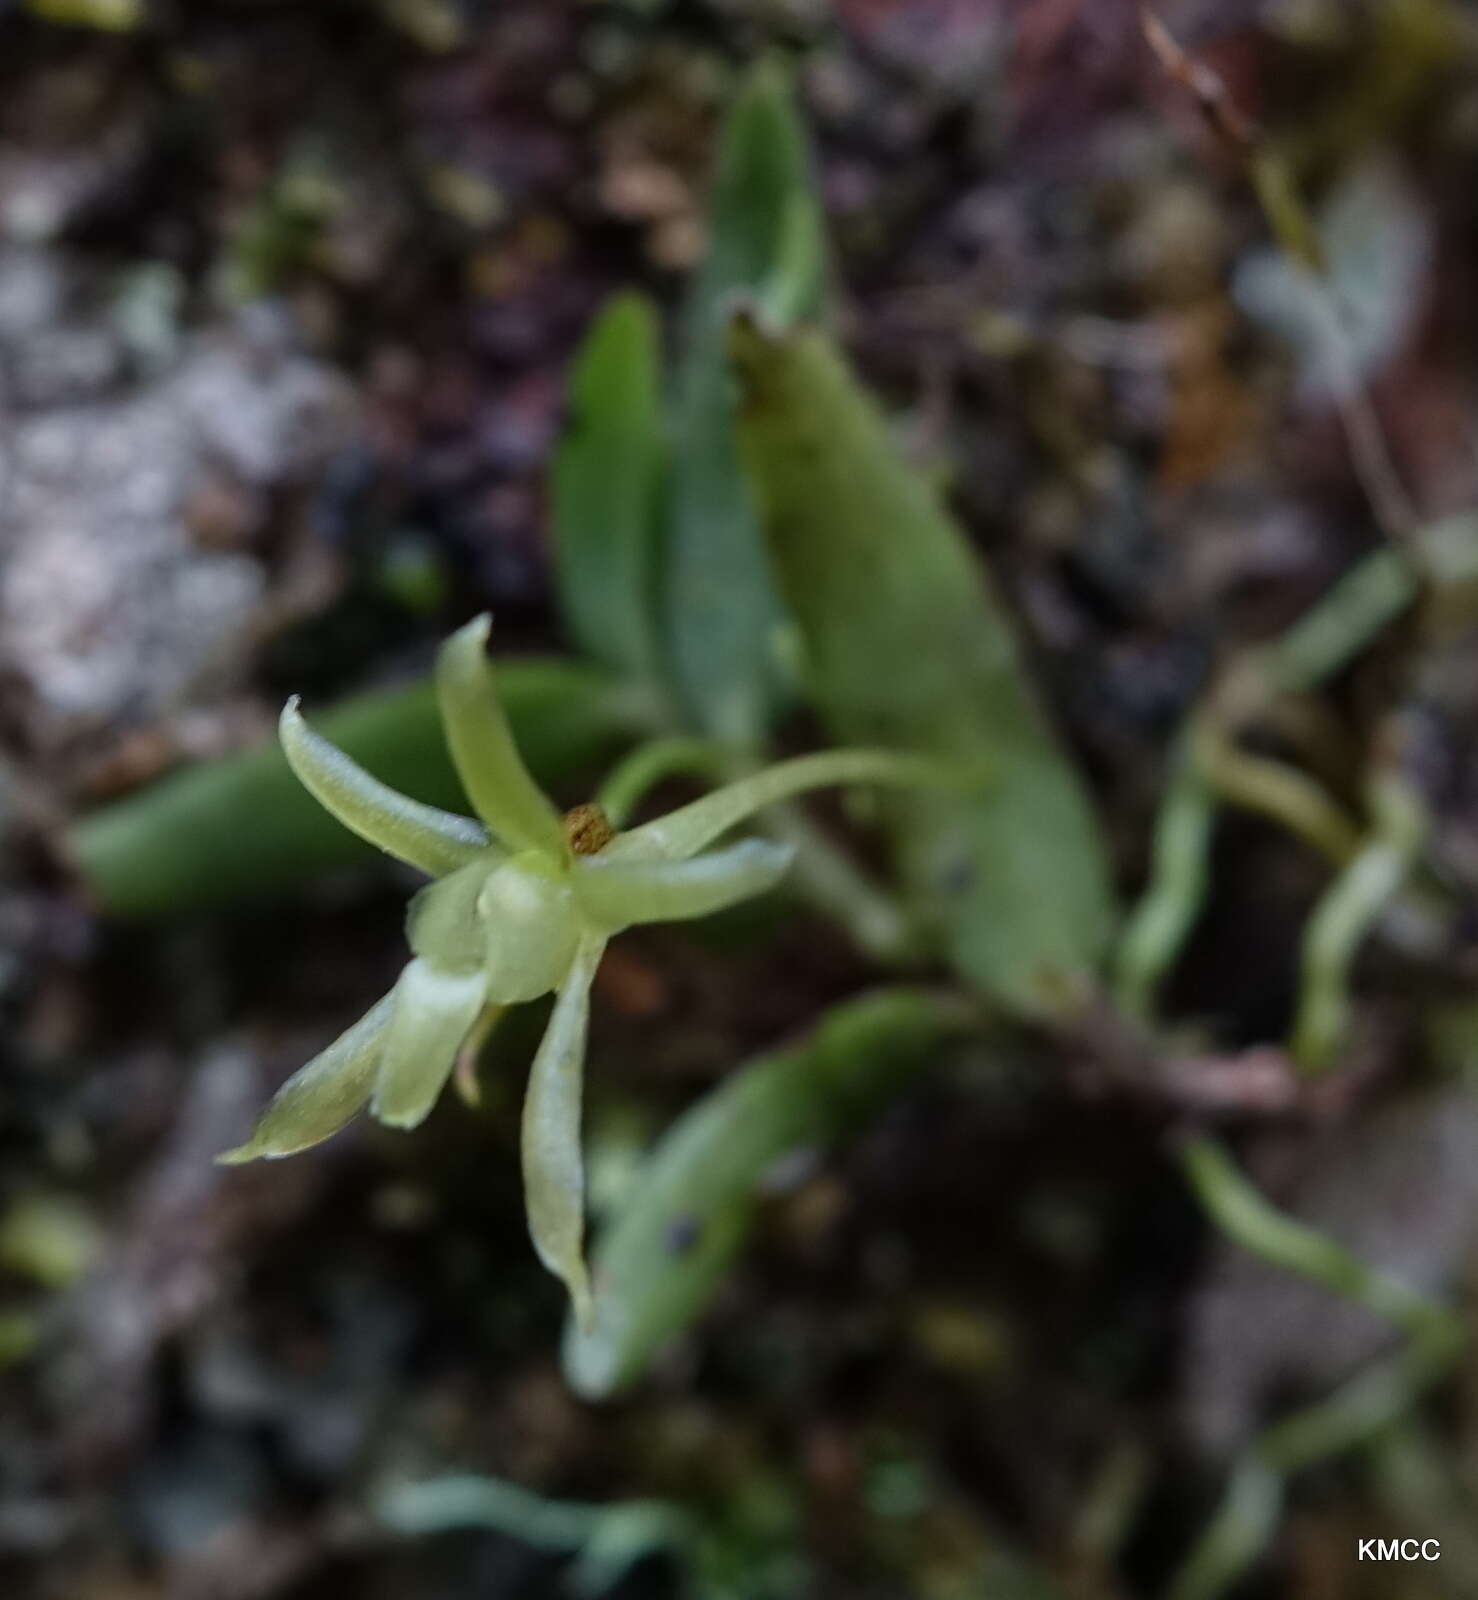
[572,838,795,932]
[729,315,1117,1016]
[522,933,605,1328]
[603,748,952,864]
[551,291,666,684]
[72,664,637,917]
[280,699,488,877]
[370,959,488,1130]
[436,617,568,857]
[218,992,395,1163]
[662,57,824,743]
[563,987,966,1398]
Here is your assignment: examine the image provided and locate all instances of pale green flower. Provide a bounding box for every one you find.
[221,615,931,1323]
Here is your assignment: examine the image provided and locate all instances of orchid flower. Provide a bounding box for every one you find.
[220,616,935,1324]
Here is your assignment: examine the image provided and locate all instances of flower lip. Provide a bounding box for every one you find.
[480,853,581,1004]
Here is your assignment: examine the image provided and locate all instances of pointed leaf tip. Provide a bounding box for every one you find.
[215,1145,264,1166]
[552,294,665,683]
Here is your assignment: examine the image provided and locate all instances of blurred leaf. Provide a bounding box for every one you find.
[24,0,142,29]
[662,58,825,743]
[378,0,463,51]
[377,533,447,616]
[552,292,667,684]
[216,143,344,302]
[1272,0,1456,179]
[377,1475,690,1598]
[0,1194,100,1288]
[730,317,1116,1016]
[0,1311,39,1369]
[685,61,826,334]
[563,988,966,1399]
[1419,509,1478,629]
[1234,155,1432,404]
[70,661,642,916]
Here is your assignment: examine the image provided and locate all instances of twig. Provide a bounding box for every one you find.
[1063,1003,1301,1117]
[1140,7,1422,545]
[1140,7,1256,155]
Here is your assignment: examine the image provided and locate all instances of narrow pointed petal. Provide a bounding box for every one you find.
[573,838,795,932]
[522,934,605,1328]
[436,617,567,857]
[371,959,488,1130]
[605,749,949,863]
[218,993,394,1163]
[281,699,488,876]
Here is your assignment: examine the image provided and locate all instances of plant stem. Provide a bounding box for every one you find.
[1114,736,1215,1022]
[1290,770,1424,1074]
[1171,1135,1464,1600]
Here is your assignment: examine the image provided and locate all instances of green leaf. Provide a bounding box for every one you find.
[436,616,568,857]
[24,0,144,31]
[685,60,826,340]
[377,1475,690,1598]
[218,993,395,1162]
[730,316,1116,1017]
[662,57,825,743]
[563,988,966,1399]
[551,292,666,683]
[70,659,638,916]
[523,933,606,1327]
